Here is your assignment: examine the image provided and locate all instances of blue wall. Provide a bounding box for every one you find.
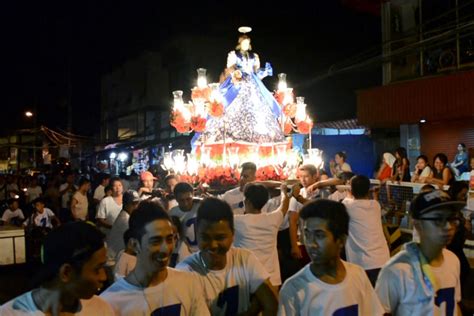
[311,134,375,178]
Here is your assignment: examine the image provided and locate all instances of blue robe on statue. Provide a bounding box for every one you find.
[195,50,285,147]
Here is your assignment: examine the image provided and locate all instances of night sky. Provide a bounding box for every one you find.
[2,1,381,137]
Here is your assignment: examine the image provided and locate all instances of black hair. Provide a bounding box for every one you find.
[448,181,469,201]
[241,162,257,173]
[100,173,111,183]
[197,197,234,232]
[337,171,355,183]
[433,153,448,166]
[7,198,19,206]
[395,147,408,159]
[335,151,347,161]
[416,155,429,164]
[34,222,105,286]
[350,175,370,199]
[173,182,194,197]
[78,177,91,187]
[244,183,269,210]
[299,199,349,240]
[164,174,177,184]
[32,197,46,205]
[104,184,113,193]
[128,200,171,243]
[420,184,436,193]
[110,177,122,186]
[123,229,132,248]
[459,143,466,150]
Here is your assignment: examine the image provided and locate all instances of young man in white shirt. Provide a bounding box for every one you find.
[106,190,140,267]
[278,199,384,316]
[280,164,318,283]
[177,197,277,316]
[96,177,123,238]
[101,200,210,316]
[234,183,290,287]
[1,198,25,226]
[24,197,60,229]
[342,175,390,286]
[169,182,201,261]
[375,190,464,316]
[93,173,110,206]
[71,177,91,221]
[59,173,77,222]
[221,162,256,215]
[0,222,113,315]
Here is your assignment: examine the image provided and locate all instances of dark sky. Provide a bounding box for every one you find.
[1,1,382,136]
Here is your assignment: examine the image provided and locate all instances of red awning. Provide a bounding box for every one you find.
[357,70,474,127]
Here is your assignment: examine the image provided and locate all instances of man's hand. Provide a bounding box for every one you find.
[291,183,301,198]
[291,245,303,259]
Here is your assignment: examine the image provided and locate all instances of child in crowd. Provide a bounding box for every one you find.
[1,198,24,226]
[376,190,464,315]
[114,229,137,280]
[24,197,60,229]
[278,199,383,315]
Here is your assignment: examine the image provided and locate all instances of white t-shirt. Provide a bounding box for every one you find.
[26,186,42,203]
[342,198,390,270]
[169,201,200,254]
[114,250,136,280]
[221,187,245,215]
[93,184,105,201]
[0,291,114,315]
[177,247,270,316]
[59,183,77,209]
[1,208,25,224]
[106,210,130,264]
[278,261,384,316]
[96,196,122,235]
[420,166,432,178]
[282,187,311,230]
[72,191,88,221]
[234,210,284,286]
[24,208,55,228]
[375,244,461,316]
[101,268,210,316]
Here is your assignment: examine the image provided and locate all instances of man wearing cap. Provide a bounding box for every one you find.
[375,190,464,316]
[0,222,114,315]
[138,170,157,198]
[106,190,140,269]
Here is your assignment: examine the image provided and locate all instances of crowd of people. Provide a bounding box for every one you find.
[0,145,472,315]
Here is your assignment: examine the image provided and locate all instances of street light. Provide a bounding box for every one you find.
[25,110,37,168]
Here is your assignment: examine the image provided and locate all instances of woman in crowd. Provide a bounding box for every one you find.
[376,152,396,181]
[330,151,352,178]
[410,154,432,183]
[451,143,469,176]
[426,153,454,186]
[392,147,410,182]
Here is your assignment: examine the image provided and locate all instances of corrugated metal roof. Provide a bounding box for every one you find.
[314,118,367,130]
[357,70,474,127]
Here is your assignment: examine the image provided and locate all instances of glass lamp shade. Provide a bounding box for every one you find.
[197,68,208,89]
[172,90,184,108]
[278,73,288,91]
